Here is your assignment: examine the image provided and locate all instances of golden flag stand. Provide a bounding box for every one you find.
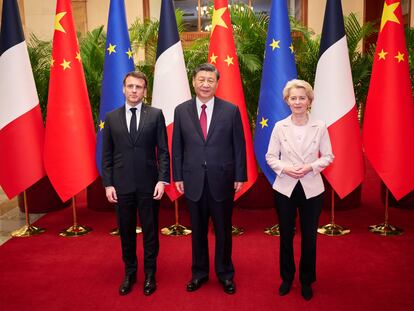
[264,223,280,236]
[11,191,46,237]
[110,226,142,236]
[60,197,92,237]
[369,188,403,236]
[318,189,350,236]
[161,200,191,236]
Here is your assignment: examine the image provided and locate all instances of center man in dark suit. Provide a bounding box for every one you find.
[102,71,169,296]
[172,63,247,294]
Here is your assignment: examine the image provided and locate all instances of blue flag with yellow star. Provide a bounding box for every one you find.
[96,0,134,174]
[253,0,297,185]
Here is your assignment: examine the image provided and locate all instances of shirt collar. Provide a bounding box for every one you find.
[196,97,214,109]
[125,102,142,112]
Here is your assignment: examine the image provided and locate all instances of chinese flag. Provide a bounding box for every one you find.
[362,0,414,200]
[44,0,98,201]
[208,0,258,200]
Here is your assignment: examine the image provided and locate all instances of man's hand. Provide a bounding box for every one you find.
[175,181,184,194]
[234,182,244,193]
[105,186,118,203]
[153,181,165,200]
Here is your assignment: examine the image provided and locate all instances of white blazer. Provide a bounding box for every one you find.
[265,114,334,199]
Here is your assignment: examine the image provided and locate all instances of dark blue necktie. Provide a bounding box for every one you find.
[130,108,137,141]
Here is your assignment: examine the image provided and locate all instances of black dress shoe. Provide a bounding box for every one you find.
[301,284,313,301]
[279,281,292,296]
[119,274,136,296]
[143,274,156,296]
[186,277,209,292]
[220,279,236,295]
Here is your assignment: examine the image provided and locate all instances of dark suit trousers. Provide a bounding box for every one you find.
[116,190,159,276]
[274,182,323,286]
[186,177,234,281]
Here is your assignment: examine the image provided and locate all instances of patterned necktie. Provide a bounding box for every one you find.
[130,107,137,141]
[200,104,207,139]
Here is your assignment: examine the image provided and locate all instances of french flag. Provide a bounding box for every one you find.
[151,0,191,201]
[311,0,364,198]
[0,0,45,199]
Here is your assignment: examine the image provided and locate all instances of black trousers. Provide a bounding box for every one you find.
[116,190,159,276]
[186,178,234,281]
[274,182,323,286]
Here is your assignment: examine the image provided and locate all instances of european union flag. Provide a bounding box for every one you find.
[96,0,135,174]
[254,0,297,185]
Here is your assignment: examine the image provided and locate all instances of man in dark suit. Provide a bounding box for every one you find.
[102,71,169,296]
[172,63,247,294]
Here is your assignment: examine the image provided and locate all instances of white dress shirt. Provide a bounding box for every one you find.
[196,97,214,133]
[125,102,142,133]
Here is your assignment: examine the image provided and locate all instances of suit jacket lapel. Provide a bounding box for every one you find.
[187,99,205,141]
[117,106,133,144]
[206,97,222,142]
[135,104,148,143]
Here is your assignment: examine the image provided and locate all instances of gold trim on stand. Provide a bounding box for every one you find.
[264,224,280,236]
[109,227,142,236]
[369,188,403,236]
[318,189,350,236]
[11,191,45,237]
[161,201,191,236]
[232,225,244,236]
[60,197,92,237]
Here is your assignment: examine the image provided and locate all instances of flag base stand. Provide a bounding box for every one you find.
[369,189,403,236]
[11,225,45,237]
[232,225,244,236]
[59,224,92,237]
[11,191,46,237]
[110,227,142,236]
[264,224,280,236]
[318,223,350,236]
[161,223,192,236]
[368,223,403,236]
[318,190,350,236]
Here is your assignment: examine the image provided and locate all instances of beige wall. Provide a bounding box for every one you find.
[307,0,364,35]
[87,0,143,32]
[150,0,161,21]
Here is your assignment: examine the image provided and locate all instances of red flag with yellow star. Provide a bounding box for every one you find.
[362,0,414,200]
[208,0,258,200]
[44,0,98,201]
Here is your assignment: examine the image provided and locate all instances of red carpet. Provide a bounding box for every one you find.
[1,168,414,311]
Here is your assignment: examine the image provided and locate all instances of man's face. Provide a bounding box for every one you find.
[192,70,218,103]
[123,76,147,106]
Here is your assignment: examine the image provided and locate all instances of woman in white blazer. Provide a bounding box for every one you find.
[266,79,333,301]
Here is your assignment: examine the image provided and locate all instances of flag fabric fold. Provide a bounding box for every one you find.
[312,0,364,199]
[362,0,414,200]
[151,0,191,201]
[208,0,258,199]
[0,0,45,199]
[96,0,135,175]
[254,0,297,186]
[44,0,98,202]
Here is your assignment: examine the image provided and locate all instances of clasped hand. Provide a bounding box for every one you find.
[283,165,312,179]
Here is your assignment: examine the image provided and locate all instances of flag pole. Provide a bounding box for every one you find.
[369,188,403,236]
[59,196,92,237]
[161,200,191,236]
[11,191,45,237]
[318,187,350,236]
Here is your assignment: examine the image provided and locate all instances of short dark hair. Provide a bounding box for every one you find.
[192,63,220,80]
[123,71,148,87]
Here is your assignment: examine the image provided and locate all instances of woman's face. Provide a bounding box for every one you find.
[286,87,310,115]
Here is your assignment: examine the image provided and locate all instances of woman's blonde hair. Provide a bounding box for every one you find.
[282,79,314,103]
